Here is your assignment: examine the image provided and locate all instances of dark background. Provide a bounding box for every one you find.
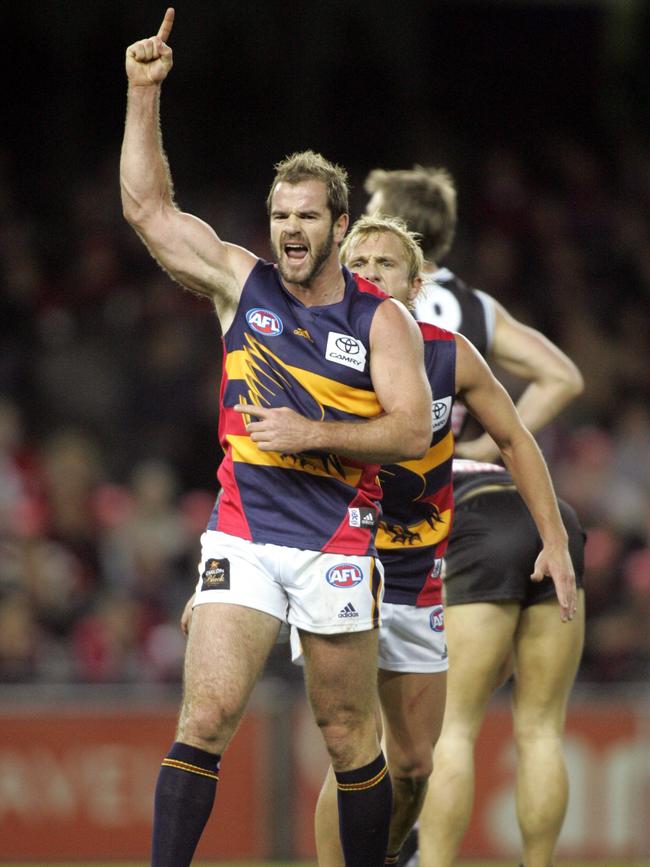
[5,2,648,234]
[1,1,648,687]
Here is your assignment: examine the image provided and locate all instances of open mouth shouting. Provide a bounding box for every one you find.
[283,241,310,265]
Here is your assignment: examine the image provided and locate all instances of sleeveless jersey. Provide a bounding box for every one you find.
[377,323,457,607]
[209,259,388,556]
[414,268,494,438]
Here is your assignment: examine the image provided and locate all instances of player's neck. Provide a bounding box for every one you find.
[284,255,346,307]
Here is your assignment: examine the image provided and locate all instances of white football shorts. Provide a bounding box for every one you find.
[377,601,448,672]
[194,530,384,634]
[290,600,448,672]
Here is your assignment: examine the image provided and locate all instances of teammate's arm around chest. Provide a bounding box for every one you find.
[239,298,432,463]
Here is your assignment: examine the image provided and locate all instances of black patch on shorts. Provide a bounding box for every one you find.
[201,557,230,591]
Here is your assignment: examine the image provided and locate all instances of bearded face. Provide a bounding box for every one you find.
[269,179,340,288]
[272,222,335,288]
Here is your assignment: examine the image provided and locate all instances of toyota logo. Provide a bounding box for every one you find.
[335,337,360,355]
[433,401,447,419]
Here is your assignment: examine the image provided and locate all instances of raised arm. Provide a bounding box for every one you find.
[235,299,432,464]
[455,297,583,461]
[454,333,577,621]
[120,8,256,328]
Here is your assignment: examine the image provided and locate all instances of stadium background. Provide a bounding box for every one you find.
[0,0,648,863]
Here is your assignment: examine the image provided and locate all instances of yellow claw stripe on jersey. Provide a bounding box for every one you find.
[375,508,453,549]
[226,434,364,485]
[226,338,382,418]
[161,758,219,781]
[336,762,389,791]
[376,431,454,549]
[378,430,454,504]
[392,430,454,478]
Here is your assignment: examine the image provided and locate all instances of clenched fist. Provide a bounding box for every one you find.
[125,7,175,86]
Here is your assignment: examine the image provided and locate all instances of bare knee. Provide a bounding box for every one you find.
[392,771,430,810]
[178,699,241,753]
[513,703,566,744]
[390,747,433,783]
[317,707,378,769]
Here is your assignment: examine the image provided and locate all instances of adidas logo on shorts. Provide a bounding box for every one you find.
[338,602,359,618]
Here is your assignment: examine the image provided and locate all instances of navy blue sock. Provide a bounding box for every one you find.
[151,741,220,867]
[335,751,392,867]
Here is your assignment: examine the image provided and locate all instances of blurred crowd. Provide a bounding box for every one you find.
[1,132,649,688]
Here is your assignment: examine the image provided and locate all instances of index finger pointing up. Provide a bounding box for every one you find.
[157,7,175,42]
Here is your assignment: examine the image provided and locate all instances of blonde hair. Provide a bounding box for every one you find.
[266,150,349,220]
[340,214,424,285]
[365,165,457,262]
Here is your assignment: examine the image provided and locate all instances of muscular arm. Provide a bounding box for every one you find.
[236,300,432,463]
[455,334,577,620]
[120,8,256,329]
[456,297,583,461]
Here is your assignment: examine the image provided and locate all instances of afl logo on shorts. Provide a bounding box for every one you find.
[429,605,445,633]
[246,308,283,336]
[326,563,364,588]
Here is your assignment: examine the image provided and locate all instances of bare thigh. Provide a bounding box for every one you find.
[513,591,586,732]
[178,602,282,752]
[301,628,381,769]
[442,602,520,737]
[379,669,447,776]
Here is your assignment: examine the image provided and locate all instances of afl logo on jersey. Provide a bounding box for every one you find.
[326,563,364,588]
[246,308,283,336]
[429,605,445,633]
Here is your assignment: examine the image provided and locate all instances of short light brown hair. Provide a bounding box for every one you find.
[267,150,349,220]
[340,214,424,285]
[365,165,457,262]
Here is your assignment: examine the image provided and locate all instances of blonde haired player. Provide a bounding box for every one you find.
[309,215,578,866]
[365,168,585,867]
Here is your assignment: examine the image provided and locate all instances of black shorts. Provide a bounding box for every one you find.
[444,489,585,607]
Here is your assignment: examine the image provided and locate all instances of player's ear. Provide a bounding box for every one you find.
[333,213,349,244]
[407,275,423,304]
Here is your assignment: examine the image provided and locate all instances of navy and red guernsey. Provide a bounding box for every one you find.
[377,323,456,606]
[414,268,493,440]
[209,259,389,555]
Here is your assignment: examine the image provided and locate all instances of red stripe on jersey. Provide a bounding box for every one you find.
[322,491,377,555]
[220,404,248,436]
[418,321,456,342]
[216,342,253,539]
[215,455,253,540]
[416,566,443,606]
[346,460,382,503]
[353,273,390,299]
[421,478,454,514]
